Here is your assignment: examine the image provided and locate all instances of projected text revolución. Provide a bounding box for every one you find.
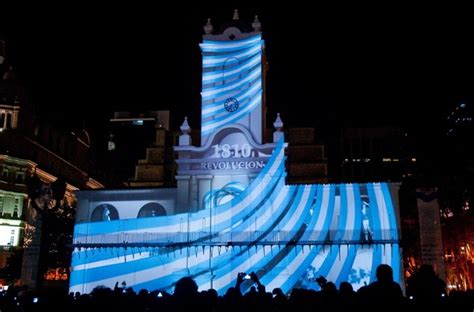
[200,160,265,170]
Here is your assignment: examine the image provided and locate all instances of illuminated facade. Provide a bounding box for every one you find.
[0,46,104,288]
[70,12,402,295]
[0,155,27,268]
[0,154,81,271]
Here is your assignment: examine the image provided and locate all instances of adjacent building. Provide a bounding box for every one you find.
[0,43,103,289]
[334,127,416,182]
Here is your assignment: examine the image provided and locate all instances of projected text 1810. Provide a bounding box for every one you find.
[212,144,255,158]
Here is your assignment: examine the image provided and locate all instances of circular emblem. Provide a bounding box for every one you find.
[224,97,239,112]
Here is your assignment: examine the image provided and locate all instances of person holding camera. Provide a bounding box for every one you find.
[236,272,266,294]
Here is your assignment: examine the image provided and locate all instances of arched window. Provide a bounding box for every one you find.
[0,113,5,129]
[222,57,241,84]
[137,203,166,218]
[91,204,119,222]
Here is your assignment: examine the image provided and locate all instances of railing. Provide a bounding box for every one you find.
[73,229,399,249]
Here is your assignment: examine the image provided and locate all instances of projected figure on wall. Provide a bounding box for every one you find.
[91,204,119,222]
[361,196,373,242]
[301,266,319,289]
[102,207,111,221]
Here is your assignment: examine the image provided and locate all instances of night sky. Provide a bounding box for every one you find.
[1,6,473,137]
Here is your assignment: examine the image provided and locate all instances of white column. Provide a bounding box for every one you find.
[176,175,191,213]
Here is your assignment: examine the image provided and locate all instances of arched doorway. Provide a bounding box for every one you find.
[91,204,119,222]
[137,202,166,218]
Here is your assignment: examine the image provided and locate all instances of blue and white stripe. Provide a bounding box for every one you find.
[200,34,263,139]
[70,142,401,294]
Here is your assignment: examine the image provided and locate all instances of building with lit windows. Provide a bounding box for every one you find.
[0,155,28,268]
[0,41,103,289]
[0,154,81,271]
[440,100,474,290]
[334,127,416,182]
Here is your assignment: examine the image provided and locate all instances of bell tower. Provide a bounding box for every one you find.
[174,11,277,213]
[200,10,266,145]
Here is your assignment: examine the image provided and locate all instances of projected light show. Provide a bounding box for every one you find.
[200,33,263,140]
[70,17,401,295]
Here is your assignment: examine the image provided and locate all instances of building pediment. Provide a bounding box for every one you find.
[175,124,276,175]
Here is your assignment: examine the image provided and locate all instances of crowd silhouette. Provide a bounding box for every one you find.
[1,264,473,311]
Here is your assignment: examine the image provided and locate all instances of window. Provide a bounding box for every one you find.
[2,169,8,180]
[13,197,20,218]
[138,203,167,218]
[9,229,15,245]
[5,113,11,129]
[0,113,5,128]
[222,57,241,84]
[16,172,24,183]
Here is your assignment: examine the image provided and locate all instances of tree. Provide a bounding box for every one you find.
[0,247,23,282]
[25,174,74,287]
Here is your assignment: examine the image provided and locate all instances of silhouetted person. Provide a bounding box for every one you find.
[174,276,199,301]
[365,264,403,306]
[321,281,339,305]
[250,272,266,294]
[339,281,356,305]
[406,264,446,304]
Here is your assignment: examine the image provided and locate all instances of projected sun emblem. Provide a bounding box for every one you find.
[224,97,239,112]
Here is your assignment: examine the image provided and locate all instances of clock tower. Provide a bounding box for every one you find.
[200,10,266,145]
[174,11,276,213]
